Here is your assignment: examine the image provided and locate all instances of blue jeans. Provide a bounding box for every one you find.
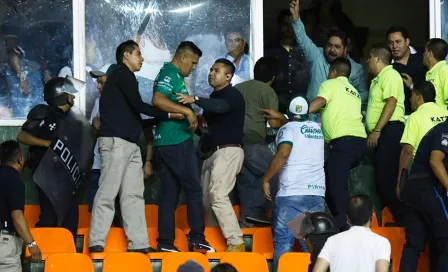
[272,195,325,272]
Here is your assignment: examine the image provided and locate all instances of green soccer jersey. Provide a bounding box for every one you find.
[153,62,193,147]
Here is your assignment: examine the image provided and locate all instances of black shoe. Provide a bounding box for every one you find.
[190,240,216,253]
[157,244,180,252]
[246,215,271,225]
[89,245,104,253]
[127,247,156,253]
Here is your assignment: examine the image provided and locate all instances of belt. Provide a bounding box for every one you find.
[213,144,241,151]
[329,136,364,145]
[0,229,17,236]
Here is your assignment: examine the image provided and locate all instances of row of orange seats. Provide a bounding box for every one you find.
[24,204,395,234]
[43,252,310,272]
[27,226,427,272]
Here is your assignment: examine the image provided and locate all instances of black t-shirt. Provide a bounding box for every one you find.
[412,121,448,182]
[392,52,427,115]
[0,166,25,232]
[22,104,67,171]
[202,85,245,152]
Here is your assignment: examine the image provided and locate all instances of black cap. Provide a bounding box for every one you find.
[43,77,80,102]
[308,212,338,235]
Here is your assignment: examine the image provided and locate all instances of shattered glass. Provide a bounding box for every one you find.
[85,0,251,118]
[0,0,72,119]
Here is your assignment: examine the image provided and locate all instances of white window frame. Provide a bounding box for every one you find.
[1,0,263,126]
[430,0,442,38]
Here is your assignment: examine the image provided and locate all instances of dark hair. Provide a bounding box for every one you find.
[0,140,22,165]
[326,30,348,47]
[414,81,436,103]
[211,263,238,272]
[225,27,244,38]
[116,40,139,63]
[214,58,236,76]
[386,26,409,40]
[371,44,392,64]
[254,57,278,83]
[277,9,292,24]
[175,41,203,57]
[347,194,373,226]
[426,38,448,61]
[330,57,351,77]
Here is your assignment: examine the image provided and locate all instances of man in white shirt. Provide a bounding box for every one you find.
[313,195,391,272]
[262,96,326,272]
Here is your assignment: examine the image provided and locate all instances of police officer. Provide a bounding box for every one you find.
[365,45,406,225]
[17,77,79,240]
[289,212,338,272]
[400,120,448,272]
[397,81,448,271]
[309,57,367,230]
[0,140,41,272]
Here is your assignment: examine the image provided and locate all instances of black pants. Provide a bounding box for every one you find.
[35,186,78,241]
[236,143,278,225]
[154,138,206,246]
[374,121,408,225]
[325,136,367,229]
[402,178,448,272]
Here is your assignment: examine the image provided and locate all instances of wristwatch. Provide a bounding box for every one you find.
[194,96,199,102]
[27,241,37,248]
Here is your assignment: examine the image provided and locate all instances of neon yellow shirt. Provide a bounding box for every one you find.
[317,77,367,142]
[400,102,448,156]
[366,65,405,132]
[426,60,448,109]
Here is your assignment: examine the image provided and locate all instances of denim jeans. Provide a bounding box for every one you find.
[272,195,325,272]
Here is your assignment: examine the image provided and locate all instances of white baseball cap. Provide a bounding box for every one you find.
[288,95,309,121]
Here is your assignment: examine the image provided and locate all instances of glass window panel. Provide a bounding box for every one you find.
[0,0,73,119]
[85,0,251,118]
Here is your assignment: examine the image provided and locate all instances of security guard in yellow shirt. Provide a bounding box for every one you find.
[397,81,448,271]
[310,57,367,230]
[366,45,406,226]
[402,38,448,109]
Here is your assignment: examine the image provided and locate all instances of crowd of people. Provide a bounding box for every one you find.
[1,0,448,271]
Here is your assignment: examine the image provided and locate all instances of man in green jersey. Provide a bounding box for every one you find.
[152,41,214,253]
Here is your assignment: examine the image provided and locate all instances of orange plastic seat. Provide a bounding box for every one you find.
[82,227,127,259]
[147,227,189,260]
[372,227,405,272]
[233,205,240,220]
[277,252,311,272]
[44,253,93,272]
[372,209,379,227]
[78,205,91,229]
[161,252,210,272]
[252,228,274,259]
[203,227,228,259]
[145,205,159,228]
[382,207,395,226]
[220,253,269,272]
[24,205,40,228]
[103,253,152,272]
[26,228,76,260]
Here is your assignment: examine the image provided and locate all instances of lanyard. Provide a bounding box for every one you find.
[433,186,448,220]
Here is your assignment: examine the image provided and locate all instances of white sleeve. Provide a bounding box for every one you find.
[276,125,294,146]
[317,238,332,262]
[375,238,391,262]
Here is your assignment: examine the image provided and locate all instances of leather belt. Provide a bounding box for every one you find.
[0,229,17,236]
[330,136,364,145]
[215,144,241,151]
